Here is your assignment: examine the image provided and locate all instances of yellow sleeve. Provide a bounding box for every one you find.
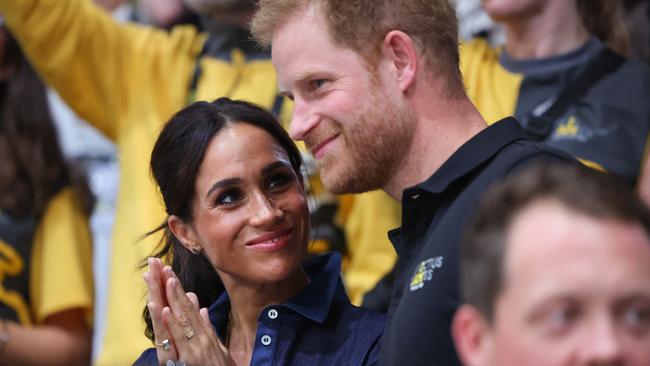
[30,187,93,326]
[0,0,205,141]
[339,191,400,305]
[460,39,522,124]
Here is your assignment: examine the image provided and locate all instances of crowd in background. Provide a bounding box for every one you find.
[0,0,649,365]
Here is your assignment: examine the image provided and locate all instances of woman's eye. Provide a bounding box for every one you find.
[267,172,294,190]
[215,189,243,205]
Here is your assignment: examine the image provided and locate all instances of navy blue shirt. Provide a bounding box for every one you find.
[378,118,577,366]
[135,253,385,366]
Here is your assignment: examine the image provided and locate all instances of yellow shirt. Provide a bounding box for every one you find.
[0,187,93,327]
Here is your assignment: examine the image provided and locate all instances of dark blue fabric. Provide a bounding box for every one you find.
[134,253,385,366]
[379,118,579,366]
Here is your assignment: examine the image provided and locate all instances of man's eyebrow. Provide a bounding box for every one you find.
[206,177,241,199]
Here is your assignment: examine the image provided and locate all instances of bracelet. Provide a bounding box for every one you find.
[0,320,10,356]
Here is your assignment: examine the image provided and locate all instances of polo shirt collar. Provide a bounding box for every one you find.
[408,117,528,196]
[208,252,344,339]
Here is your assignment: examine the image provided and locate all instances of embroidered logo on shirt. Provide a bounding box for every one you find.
[551,115,614,143]
[409,256,443,292]
[554,116,580,138]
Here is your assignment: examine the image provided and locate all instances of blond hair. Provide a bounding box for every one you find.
[251,0,465,97]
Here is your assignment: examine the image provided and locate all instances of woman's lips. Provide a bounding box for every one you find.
[246,227,293,251]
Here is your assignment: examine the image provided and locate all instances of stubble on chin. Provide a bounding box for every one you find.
[317,100,414,195]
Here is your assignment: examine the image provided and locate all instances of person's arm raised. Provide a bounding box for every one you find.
[0,0,203,141]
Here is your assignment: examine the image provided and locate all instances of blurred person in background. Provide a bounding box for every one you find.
[135,0,200,30]
[0,25,94,365]
[453,164,650,366]
[623,0,650,64]
[461,0,650,187]
[0,0,399,363]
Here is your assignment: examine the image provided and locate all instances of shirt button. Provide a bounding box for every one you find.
[267,309,278,319]
[261,335,272,346]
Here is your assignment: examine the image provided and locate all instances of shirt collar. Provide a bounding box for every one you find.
[282,252,346,323]
[500,37,603,76]
[207,252,345,338]
[408,117,529,196]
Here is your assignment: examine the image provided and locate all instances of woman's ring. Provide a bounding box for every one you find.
[184,328,196,340]
[155,338,172,351]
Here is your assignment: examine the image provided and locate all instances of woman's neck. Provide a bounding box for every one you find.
[223,268,310,365]
[503,3,589,59]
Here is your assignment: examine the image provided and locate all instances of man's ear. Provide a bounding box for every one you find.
[168,215,201,253]
[380,30,418,93]
[452,305,493,366]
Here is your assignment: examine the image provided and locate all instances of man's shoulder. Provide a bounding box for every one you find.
[490,138,579,175]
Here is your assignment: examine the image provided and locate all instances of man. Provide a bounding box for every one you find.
[453,164,650,366]
[252,1,577,364]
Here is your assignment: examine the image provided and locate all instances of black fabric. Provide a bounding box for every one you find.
[378,118,578,366]
[501,37,650,185]
[0,211,37,322]
[524,48,625,141]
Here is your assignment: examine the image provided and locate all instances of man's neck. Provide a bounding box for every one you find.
[503,3,589,59]
[382,96,487,202]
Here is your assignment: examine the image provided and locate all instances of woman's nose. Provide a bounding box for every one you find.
[249,193,283,227]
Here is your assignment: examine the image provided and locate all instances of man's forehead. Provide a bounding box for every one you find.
[504,199,650,278]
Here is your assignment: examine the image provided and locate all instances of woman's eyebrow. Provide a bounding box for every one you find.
[206,177,241,199]
[262,161,292,175]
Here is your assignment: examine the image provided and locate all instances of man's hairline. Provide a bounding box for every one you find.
[480,195,650,324]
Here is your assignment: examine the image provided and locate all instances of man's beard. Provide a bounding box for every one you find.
[314,93,415,195]
[183,0,256,16]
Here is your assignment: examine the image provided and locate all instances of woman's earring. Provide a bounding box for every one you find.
[190,246,202,255]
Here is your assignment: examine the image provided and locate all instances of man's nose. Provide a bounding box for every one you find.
[289,98,319,141]
[579,318,624,366]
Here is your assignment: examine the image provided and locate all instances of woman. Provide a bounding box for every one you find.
[135,98,385,366]
[0,26,94,365]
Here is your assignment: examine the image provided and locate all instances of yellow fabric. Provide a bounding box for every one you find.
[460,39,523,124]
[30,187,94,326]
[339,192,399,305]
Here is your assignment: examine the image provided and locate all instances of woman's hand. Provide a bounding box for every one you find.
[144,257,179,362]
[144,258,234,366]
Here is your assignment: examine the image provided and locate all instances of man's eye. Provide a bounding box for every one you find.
[310,79,326,90]
[621,304,650,333]
[543,306,579,333]
[216,189,243,205]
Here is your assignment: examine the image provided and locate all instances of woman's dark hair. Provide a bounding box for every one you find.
[143,97,303,341]
[0,27,93,218]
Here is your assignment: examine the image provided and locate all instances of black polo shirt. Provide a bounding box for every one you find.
[378,117,577,366]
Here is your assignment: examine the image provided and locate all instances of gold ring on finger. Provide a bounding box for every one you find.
[184,328,196,340]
